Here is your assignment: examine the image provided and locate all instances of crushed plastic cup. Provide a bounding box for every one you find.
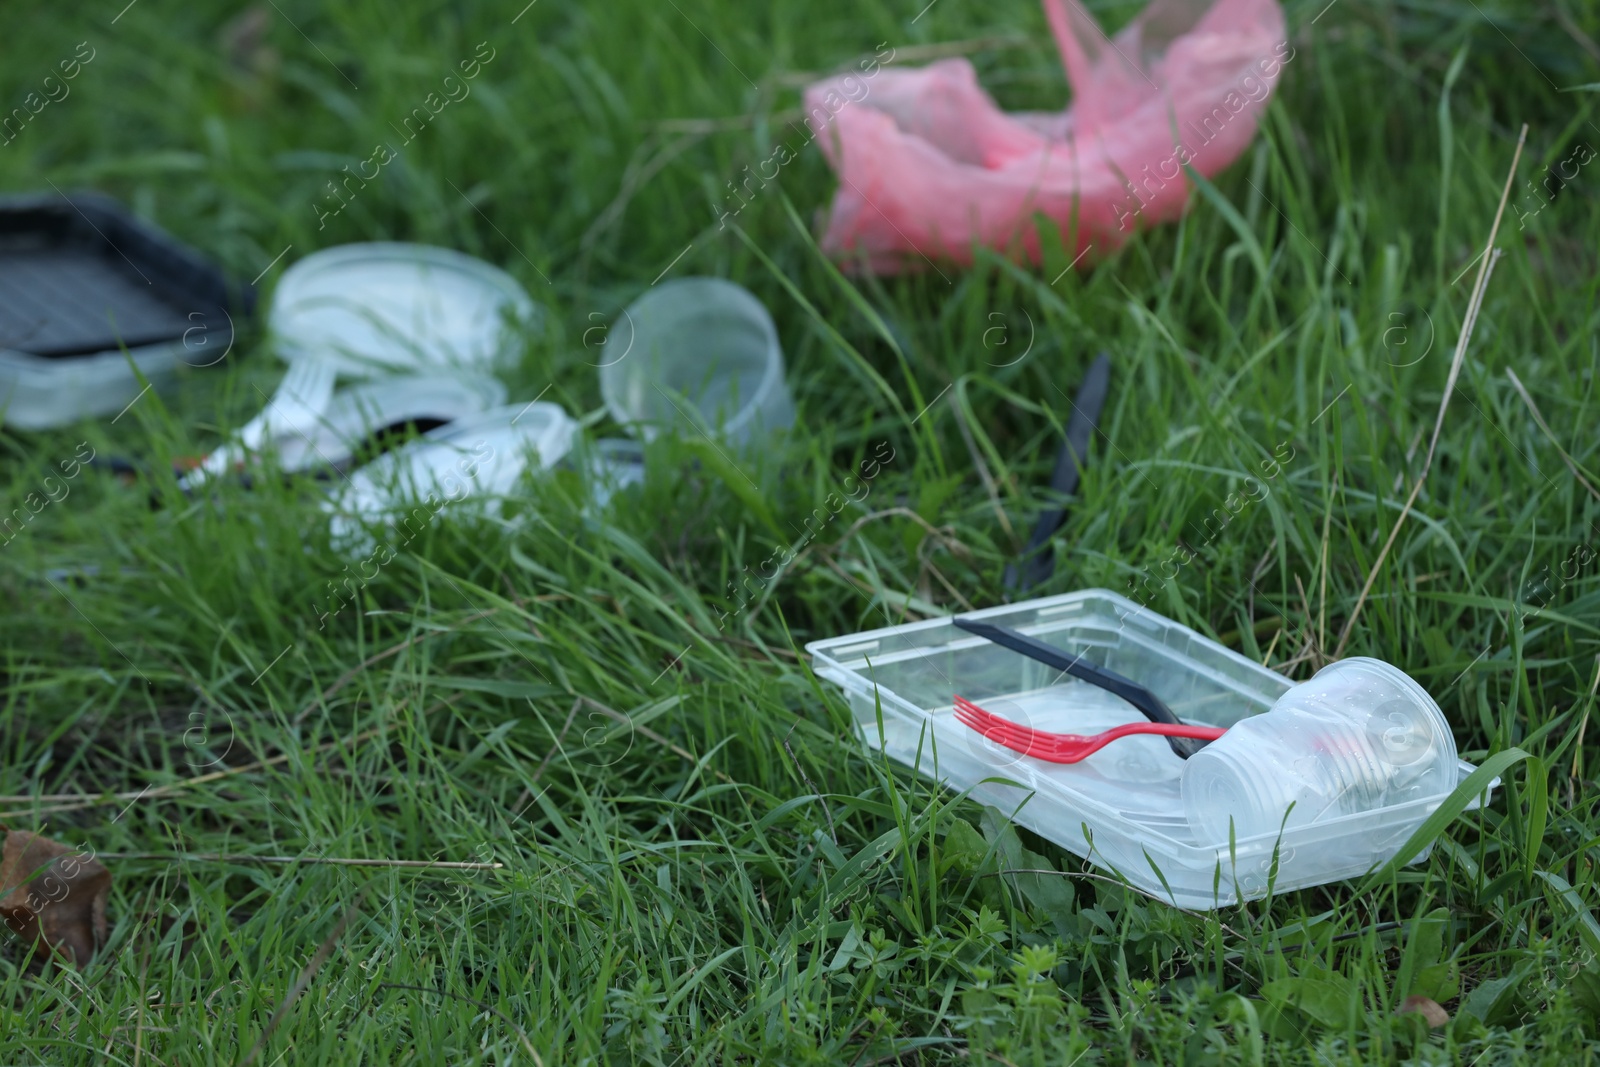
[1180,657,1458,843]
[598,277,793,447]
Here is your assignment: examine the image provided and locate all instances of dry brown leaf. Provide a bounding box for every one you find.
[0,831,111,967]
[1396,994,1450,1028]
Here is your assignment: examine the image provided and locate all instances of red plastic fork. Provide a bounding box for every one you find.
[952,694,1226,764]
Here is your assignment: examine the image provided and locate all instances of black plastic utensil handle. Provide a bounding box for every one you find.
[1004,352,1111,593]
[950,616,1209,759]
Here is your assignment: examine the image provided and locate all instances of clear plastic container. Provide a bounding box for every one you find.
[598,277,793,446]
[806,589,1494,908]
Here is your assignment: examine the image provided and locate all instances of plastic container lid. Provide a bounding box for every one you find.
[269,243,538,378]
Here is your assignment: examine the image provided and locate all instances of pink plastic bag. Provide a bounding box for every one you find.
[803,0,1289,273]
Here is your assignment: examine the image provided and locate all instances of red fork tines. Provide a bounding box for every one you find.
[952,695,1226,764]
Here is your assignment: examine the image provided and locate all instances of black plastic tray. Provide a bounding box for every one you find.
[0,191,252,361]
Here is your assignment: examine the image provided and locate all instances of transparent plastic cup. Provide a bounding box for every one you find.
[598,277,793,446]
[1181,657,1458,843]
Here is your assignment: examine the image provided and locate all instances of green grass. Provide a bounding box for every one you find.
[3,0,1600,1061]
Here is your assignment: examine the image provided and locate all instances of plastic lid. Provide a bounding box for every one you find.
[269,243,538,378]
